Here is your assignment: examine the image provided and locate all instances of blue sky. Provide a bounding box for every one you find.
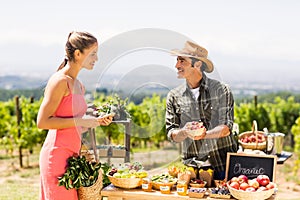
[0,0,299,88]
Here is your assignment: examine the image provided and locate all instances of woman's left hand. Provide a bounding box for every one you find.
[97,114,113,126]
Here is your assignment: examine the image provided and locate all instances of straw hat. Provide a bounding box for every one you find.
[170,41,214,73]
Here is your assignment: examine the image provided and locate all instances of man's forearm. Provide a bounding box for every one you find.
[170,129,188,142]
[204,125,230,139]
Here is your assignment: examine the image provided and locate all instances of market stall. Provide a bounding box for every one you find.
[79,110,293,200]
[96,120,293,200]
[99,158,279,200]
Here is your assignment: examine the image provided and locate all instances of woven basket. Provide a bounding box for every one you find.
[188,191,205,198]
[107,175,142,189]
[78,171,103,200]
[227,183,275,200]
[238,131,266,150]
[80,150,96,162]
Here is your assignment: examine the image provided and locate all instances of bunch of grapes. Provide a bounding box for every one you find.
[108,168,117,176]
[211,186,230,195]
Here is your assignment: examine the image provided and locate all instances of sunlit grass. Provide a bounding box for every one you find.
[0,179,39,200]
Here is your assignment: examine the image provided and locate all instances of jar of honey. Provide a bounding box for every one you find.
[142,178,152,192]
[160,184,171,194]
[176,181,187,196]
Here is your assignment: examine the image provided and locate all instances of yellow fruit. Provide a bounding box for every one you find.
[188,167,194,172]
[207,169,214,176]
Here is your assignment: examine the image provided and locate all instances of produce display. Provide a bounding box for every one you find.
[102,155,278,198]
[102,161,278,199]
[227,174,276,200]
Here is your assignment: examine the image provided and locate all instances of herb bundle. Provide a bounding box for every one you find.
[58,156,101,189]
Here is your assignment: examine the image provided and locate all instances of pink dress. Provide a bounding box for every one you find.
[39,81,87,200]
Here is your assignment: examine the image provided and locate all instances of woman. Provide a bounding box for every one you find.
[37,31,113,200]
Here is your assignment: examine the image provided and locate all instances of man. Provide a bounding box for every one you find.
[166,40,237,180]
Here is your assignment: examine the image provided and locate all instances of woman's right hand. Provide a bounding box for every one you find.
[76,116,101,128]
[77,113,113,128]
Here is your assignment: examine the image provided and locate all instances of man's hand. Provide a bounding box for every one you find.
[187,130,206,140]
[171,129,189,142]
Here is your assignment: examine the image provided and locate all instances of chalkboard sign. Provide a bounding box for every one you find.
[225,153,277,182]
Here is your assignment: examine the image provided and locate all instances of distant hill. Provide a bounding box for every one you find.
[0,75,46,90]
[1,74,300,102]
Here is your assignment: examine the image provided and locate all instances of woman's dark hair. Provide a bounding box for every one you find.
[57,31,98,71]
[191,57,207,72]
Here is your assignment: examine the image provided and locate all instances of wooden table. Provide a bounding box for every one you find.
[101,184,277,200]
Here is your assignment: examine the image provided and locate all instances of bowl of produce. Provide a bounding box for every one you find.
[238,131,266,150]
[107,162,148,189]
[238,120,267,150]
[227,175,276,200]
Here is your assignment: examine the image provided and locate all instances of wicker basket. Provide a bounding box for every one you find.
[238,131,267,150]
[107,175,142,189]
[78,171,103,200]
[80,150,96,162]
[188,191,205,198]
[227,183,275,200]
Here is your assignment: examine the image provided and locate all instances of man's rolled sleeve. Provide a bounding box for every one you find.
[165,92,180,143]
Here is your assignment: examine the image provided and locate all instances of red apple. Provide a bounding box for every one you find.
[229,181,240,190]
[266,182,276,190]
[238,175,248,183]
[245,187,256,192]
[257,186,267,192]
[239,182,249,191]
[248,179,260,189]
[230,177,239,183]
[256,175,270,186]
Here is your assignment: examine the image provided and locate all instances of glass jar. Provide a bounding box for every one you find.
[160,184,171,194]
[142,178,152,192]
[177,181,187,196]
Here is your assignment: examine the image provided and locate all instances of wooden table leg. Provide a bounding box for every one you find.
[89,128,99,162]
[125,121,131,162]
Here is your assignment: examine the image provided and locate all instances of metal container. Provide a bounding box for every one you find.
[267,132,285,155]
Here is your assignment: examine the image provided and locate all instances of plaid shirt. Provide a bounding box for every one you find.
[166,74,237,172]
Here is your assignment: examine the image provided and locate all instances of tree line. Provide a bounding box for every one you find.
[0,92,300,170]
